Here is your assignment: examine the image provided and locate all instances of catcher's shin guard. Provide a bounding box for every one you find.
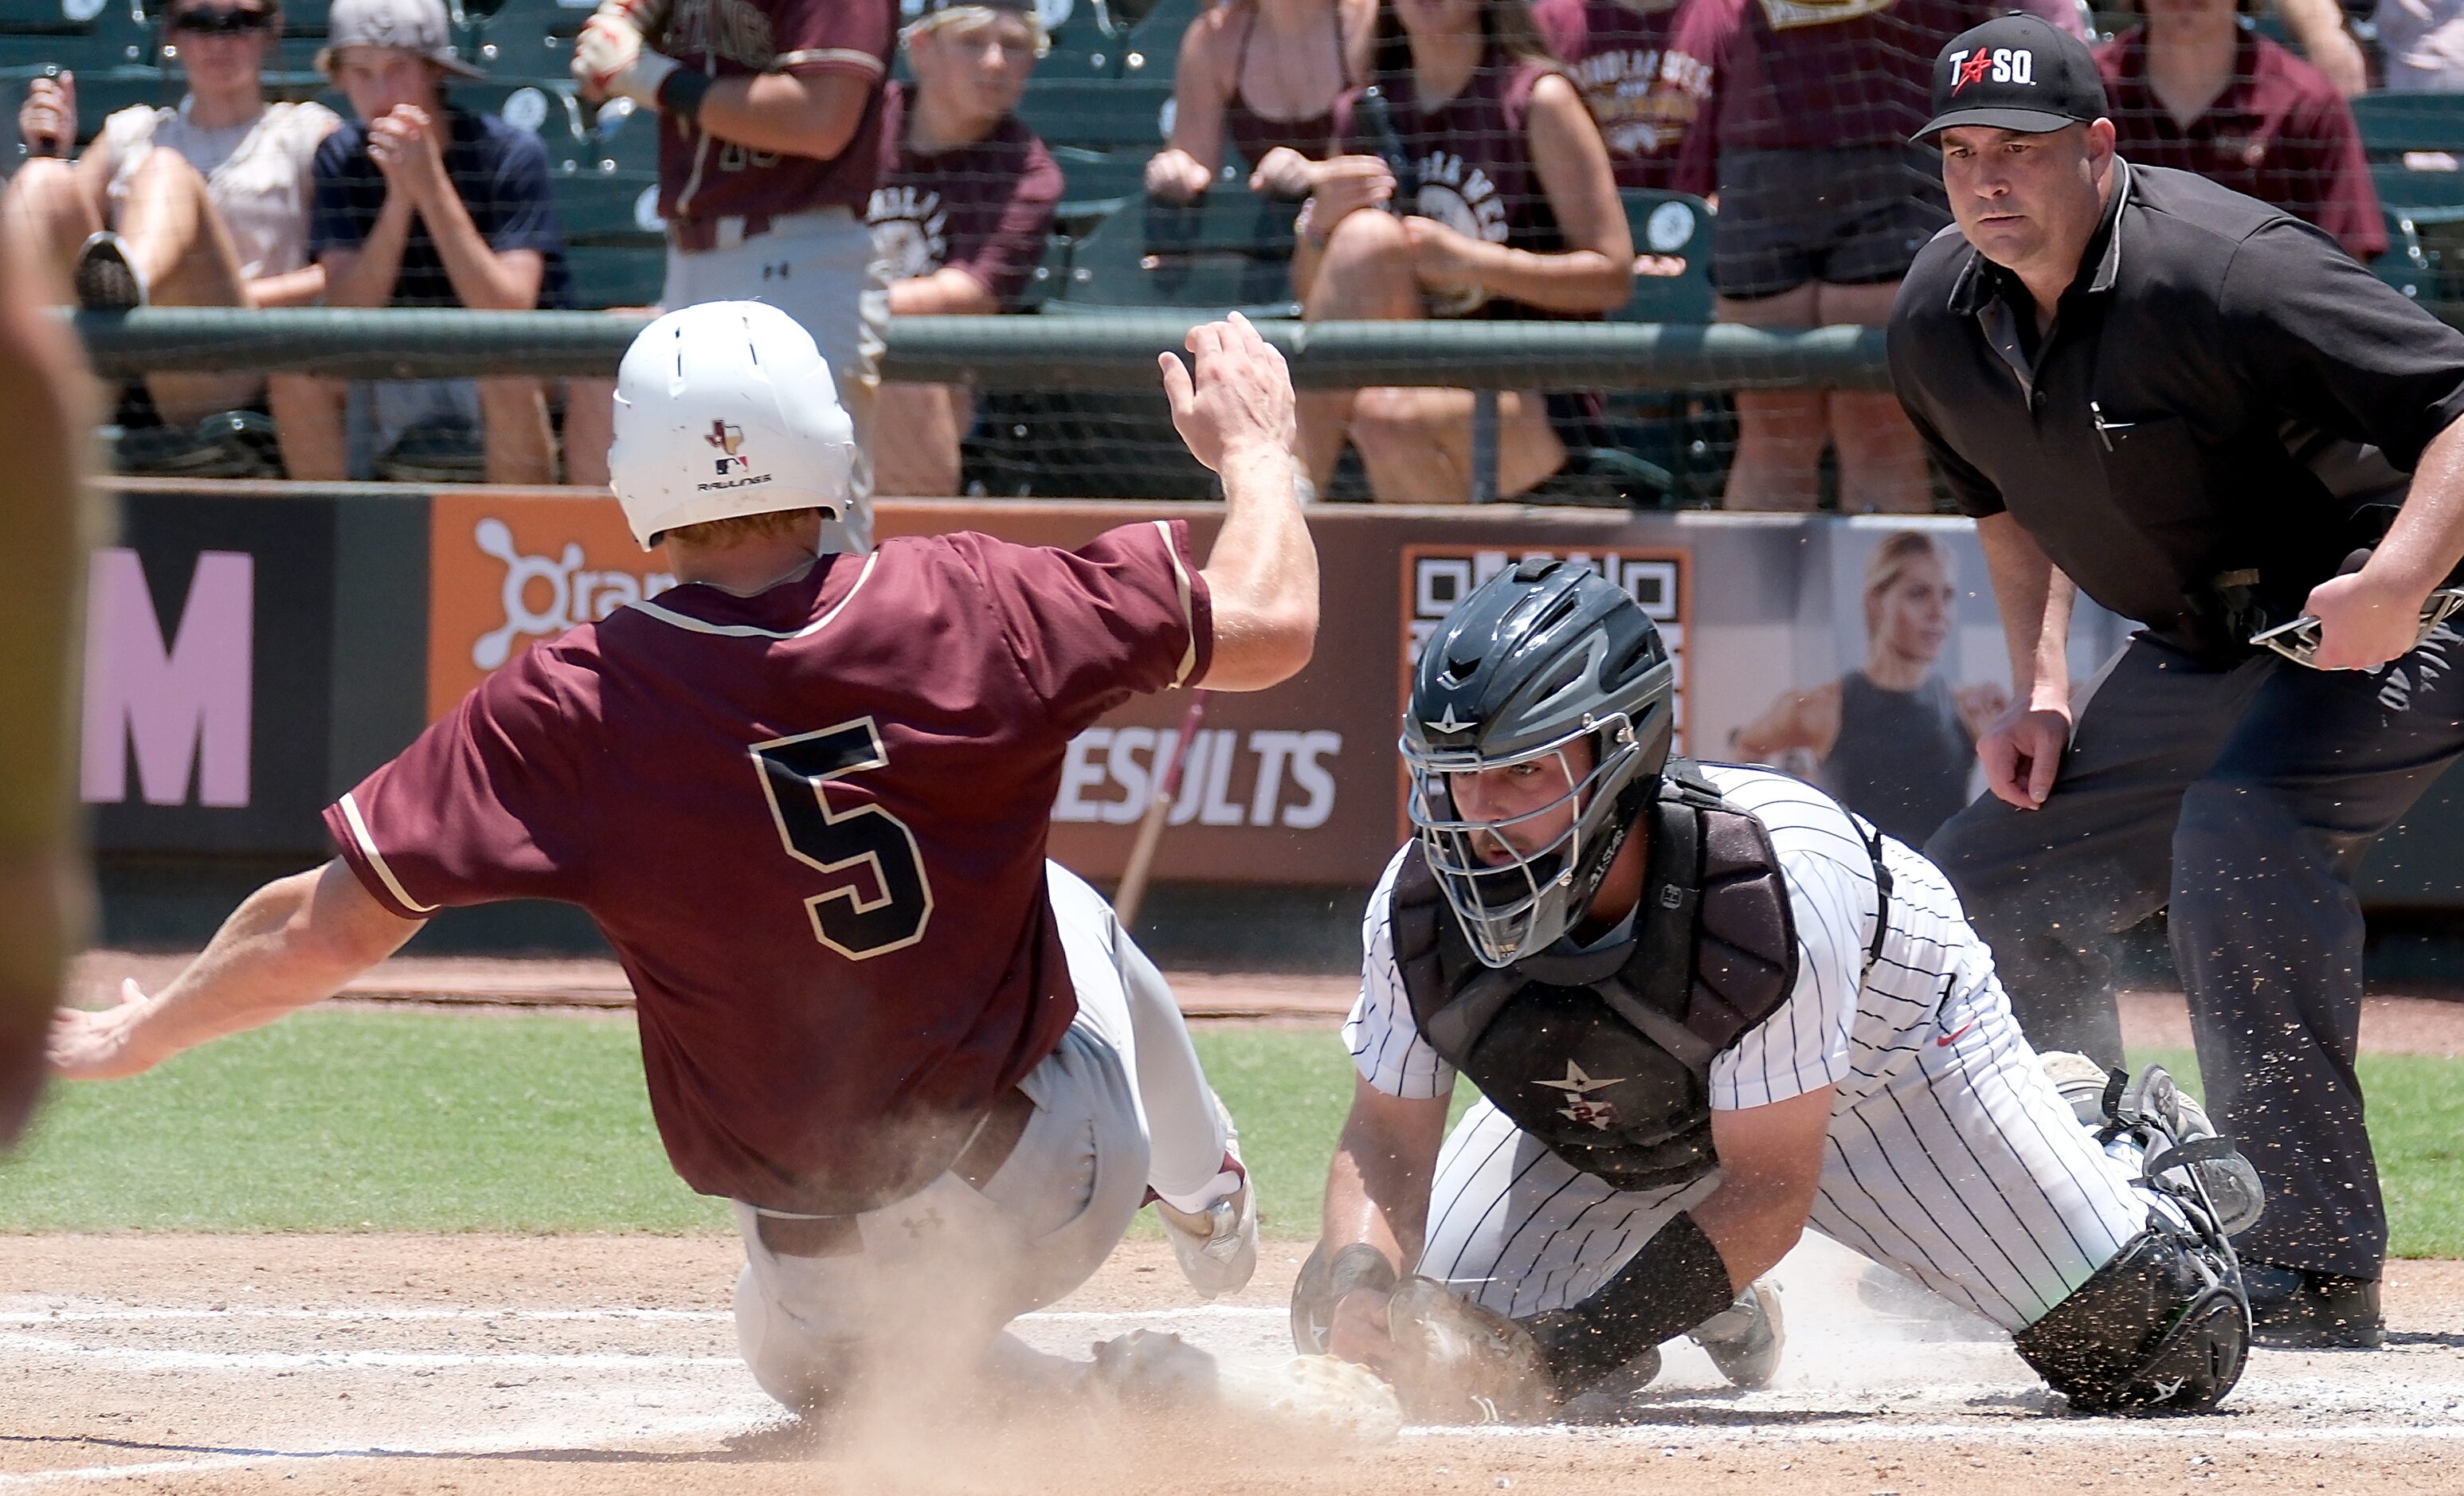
[2013,1219,2251,1414]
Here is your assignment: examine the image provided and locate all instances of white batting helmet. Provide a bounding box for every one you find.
[608,301,857,549]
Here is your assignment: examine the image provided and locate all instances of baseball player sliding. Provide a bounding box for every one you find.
[48,304,1310,1416]
[1303,559,2262,1420]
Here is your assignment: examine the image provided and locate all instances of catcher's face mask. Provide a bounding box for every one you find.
[1405,723,1639,968]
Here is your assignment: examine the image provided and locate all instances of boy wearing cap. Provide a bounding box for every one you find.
[570,0,895,544]
[866,0,1061,496]
[298,0,573,484]
[1894,13,2464,1350]
[2,0,339,476]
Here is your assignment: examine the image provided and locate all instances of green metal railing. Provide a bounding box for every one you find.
[64,307,1894,391]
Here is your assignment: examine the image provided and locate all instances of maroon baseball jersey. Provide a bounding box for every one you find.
[868,82,1064,309]
[326,524,1210,1212]
[1661,0,2080,159]
[658,0,895,225]
[1534,0,1690,190]
[2097,28,2384,262]
[1334,56,1573,316]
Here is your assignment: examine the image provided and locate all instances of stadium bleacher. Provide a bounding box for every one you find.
[4,0,1741,501]
[2356,92,2464,325]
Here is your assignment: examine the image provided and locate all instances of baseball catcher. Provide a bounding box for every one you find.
[1302,558,2259,1420]
[49,304,1310,1417]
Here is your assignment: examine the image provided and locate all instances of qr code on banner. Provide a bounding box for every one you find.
[1403,546,1687,750]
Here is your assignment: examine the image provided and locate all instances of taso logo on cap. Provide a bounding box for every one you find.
[1949,46,2035,92]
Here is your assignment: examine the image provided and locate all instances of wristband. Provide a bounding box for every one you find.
[1517,1212,1735,1391]
[656,65,714,125]
[1295,198,1326,249]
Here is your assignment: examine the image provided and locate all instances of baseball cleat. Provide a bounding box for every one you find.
[2245,1264,2385,1349]
[1087,1329,1403,1444]
[2040,1050,2114,1130]
[73,231,145,312]
[1692,1278,1784,1389]
[1383,1275,1557,1425]
[1156,1150,1257,1298]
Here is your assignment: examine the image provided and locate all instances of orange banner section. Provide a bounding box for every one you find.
[426,494,676,722]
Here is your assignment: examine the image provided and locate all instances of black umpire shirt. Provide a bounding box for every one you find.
[1889,159,2464,660]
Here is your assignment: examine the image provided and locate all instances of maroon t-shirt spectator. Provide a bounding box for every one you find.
[659,0,896,226]
[1334,55,1573,316]
[325,523,1209,1213]
[1534,0,1690,190]
[868,81,1064,309]
[2096,28,2384,262]
[1660,0,2082,168]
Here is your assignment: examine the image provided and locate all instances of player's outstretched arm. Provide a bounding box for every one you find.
[49,860,424,1082]
[1161,313,1319,691]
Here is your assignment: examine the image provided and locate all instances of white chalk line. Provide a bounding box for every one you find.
[1415,1419,2464,1446]
[0,1302,1282,1328]
[0,1412,761,1490]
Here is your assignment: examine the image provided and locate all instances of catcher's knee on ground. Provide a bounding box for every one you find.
[2013,1222,2250,1414]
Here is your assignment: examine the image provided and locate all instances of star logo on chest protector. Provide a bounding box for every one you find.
[1534,1060,1625,1130]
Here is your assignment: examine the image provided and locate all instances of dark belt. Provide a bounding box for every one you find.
[753,1086,1036,1259]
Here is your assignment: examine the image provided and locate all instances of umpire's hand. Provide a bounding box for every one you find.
[1161,312,1296,476]
[1978,701,2071,810]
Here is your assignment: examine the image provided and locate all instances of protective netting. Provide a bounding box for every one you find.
[0,0,2443,503]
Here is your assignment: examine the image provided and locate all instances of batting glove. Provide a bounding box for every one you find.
[574,14,676,104]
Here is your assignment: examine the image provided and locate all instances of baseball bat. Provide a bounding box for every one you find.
[1112,691,1208,932]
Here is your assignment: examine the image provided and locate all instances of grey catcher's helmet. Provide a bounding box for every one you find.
[1402,557,1677,967]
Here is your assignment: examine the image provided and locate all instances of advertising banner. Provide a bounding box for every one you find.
[82,491,339,855]
[425,493,676,721]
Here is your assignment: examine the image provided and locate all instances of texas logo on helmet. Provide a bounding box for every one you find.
[705,419,750,475]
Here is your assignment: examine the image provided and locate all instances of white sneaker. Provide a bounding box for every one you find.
[1156,1150,1258,1298]
[1691,1278,1784,1388]
[2039,1049,2114,1129]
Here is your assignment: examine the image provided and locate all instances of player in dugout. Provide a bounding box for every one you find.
[1303,558,2264,1422]
[47,307,1318,1420]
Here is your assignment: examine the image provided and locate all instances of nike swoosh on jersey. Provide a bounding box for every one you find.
[1936,1021,1975,1048]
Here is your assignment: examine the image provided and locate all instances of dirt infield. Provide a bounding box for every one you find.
[5,1232,2462,1494]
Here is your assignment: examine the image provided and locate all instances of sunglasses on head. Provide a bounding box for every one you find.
[167,6,274,33]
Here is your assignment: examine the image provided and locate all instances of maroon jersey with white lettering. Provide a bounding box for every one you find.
[326,524,1209,1212]
[1534,0,1688,190]
[658,0,895,225]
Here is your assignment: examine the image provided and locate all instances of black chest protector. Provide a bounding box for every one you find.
[1393,762,1882,1192]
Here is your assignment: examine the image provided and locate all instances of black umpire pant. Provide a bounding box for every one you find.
[1925,628,2464,1282]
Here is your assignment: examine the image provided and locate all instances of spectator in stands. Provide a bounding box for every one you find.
[1534,0,1692,187]
[1147,0,1376,202]
[1653,0,2082,513]
[1291,0,1633,502]
[299,0,570,484]
[2,0,339,476]
[573,0,894,550]
[2377,0,2464,90]
[868,0,1063,495]
[2097,1,2384,260]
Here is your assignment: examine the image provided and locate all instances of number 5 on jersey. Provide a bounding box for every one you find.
[750,719,934,959]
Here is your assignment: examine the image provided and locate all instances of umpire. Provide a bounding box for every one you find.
[1890,14,2464,1349]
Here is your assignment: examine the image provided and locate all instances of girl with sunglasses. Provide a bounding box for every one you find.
[5,0,340,476]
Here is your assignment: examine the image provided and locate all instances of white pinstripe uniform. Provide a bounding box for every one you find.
[1346,763,2164,1335]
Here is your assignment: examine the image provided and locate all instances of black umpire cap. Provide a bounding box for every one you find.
[1914,14,2107,142]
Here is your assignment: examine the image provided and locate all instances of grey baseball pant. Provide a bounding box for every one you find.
[732,863,1233,1412]
[1925,629,2464,1281]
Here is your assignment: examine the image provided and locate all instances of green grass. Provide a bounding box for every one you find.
[0,1012,2452,1255]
